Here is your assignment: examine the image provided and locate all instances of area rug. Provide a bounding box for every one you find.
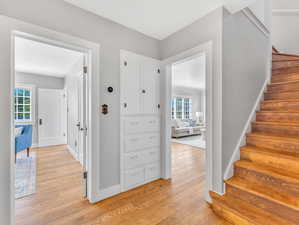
[15,152,36,199]
[172,135,206,149]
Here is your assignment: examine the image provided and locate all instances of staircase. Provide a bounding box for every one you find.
[210,50,299,225]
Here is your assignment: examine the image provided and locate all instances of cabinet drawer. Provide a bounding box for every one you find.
[124,168,145,189]
[144,148,160,164]
[124,135,145,152]
[144,134,160,147]
[143,117,160,132]
[124,152,145,169]
[145,163,160,181]
[124,118,142,134]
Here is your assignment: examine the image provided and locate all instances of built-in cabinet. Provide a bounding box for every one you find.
[120,50,161,192]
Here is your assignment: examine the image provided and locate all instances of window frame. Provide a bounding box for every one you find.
[171,95,192,120]
[14,84,36,125]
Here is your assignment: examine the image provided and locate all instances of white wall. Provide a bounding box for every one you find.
[15,72,65,145]
[222,9,271,176]
[272,14,299,55]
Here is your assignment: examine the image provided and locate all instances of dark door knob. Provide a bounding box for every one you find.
[39,119,42,125]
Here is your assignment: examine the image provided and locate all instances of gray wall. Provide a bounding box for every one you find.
[0,0,160,194]
[0,0,160,223]
[222,9,270,173]
[272,14,299,55]
[15,72,65,145]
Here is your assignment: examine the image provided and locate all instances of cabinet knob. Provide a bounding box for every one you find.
[124,103,127,108]
[142,90,146,94]
[157,104,160,109]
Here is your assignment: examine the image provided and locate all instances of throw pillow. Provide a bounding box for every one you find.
[15,127,23,136]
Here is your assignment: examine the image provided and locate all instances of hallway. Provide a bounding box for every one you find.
[16,144,226,225]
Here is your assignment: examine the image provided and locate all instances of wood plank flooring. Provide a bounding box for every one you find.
[15,143,227,225]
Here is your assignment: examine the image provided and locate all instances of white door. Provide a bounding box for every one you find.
[140,58,160,114]
[120,51,140,115]
[38,89,67,147]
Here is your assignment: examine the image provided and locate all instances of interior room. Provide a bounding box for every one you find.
[171,55,206,149]
[13,36,87,222]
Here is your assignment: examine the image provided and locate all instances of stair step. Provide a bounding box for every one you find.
[272,60,299,70]
[273,53,299,62]
[234,161,299,196]
[256,110,299,122]
[246,133,299,154]
[268,80,299,92]
[264,90,299,100]
[240,145,299,174]
[210,191,292,225]
[272,66,299,75]
[272,72,299,83]
[252,121,299,137]
[261,99,299,111]
[226,178,299,224]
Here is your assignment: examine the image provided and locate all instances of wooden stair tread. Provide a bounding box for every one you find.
[269,79,299,86]
[246,132,299,143]
[273,52,299,58]
[262,99,299,103]
[226,177,299,212]
[266,89,299,94]
[241,145,299,159]
[234,160,299,183]
[257,110,299,113]
[210,192,292,225]
[253,120,299,127]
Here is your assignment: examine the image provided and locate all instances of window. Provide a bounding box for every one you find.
[171,97,192,119]
[14,87,33,122]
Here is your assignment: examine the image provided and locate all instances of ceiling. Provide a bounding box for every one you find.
[172,55,206,90]
[272,0,299,10]
[64,0,234,40]
[15,37,83,77]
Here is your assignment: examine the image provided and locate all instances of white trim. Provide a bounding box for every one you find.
[223,60,272,180]
[224,0,257,14]
[91,185,121,203]
[162,41,216,202]
[242,7,270,38]
[273,9,299,16]
[67,144,79,161]
[10,28,101,223]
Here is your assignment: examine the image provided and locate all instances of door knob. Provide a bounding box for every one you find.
[39,119,42,125]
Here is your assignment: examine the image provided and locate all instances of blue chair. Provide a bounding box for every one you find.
[15,125,33,162]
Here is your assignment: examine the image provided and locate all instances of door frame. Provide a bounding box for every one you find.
[10,30,100,223]
[161,41,216,202]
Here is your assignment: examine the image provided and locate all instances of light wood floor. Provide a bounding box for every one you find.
[15,143,227,225]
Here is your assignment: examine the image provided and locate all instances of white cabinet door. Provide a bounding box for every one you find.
[120,51,140,115]
[140,58,160,114]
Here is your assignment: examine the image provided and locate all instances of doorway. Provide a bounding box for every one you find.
[161,41,213,201]
[12,33,92,224]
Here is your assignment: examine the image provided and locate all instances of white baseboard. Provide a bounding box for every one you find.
[66,145,78,160]
[90,185,121,203]
[32,143,39,148]
[223,75,271,180]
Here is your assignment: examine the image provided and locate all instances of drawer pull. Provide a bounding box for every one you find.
[130,122,139,125]
[149,136,156,140]
[149,152,156,155]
